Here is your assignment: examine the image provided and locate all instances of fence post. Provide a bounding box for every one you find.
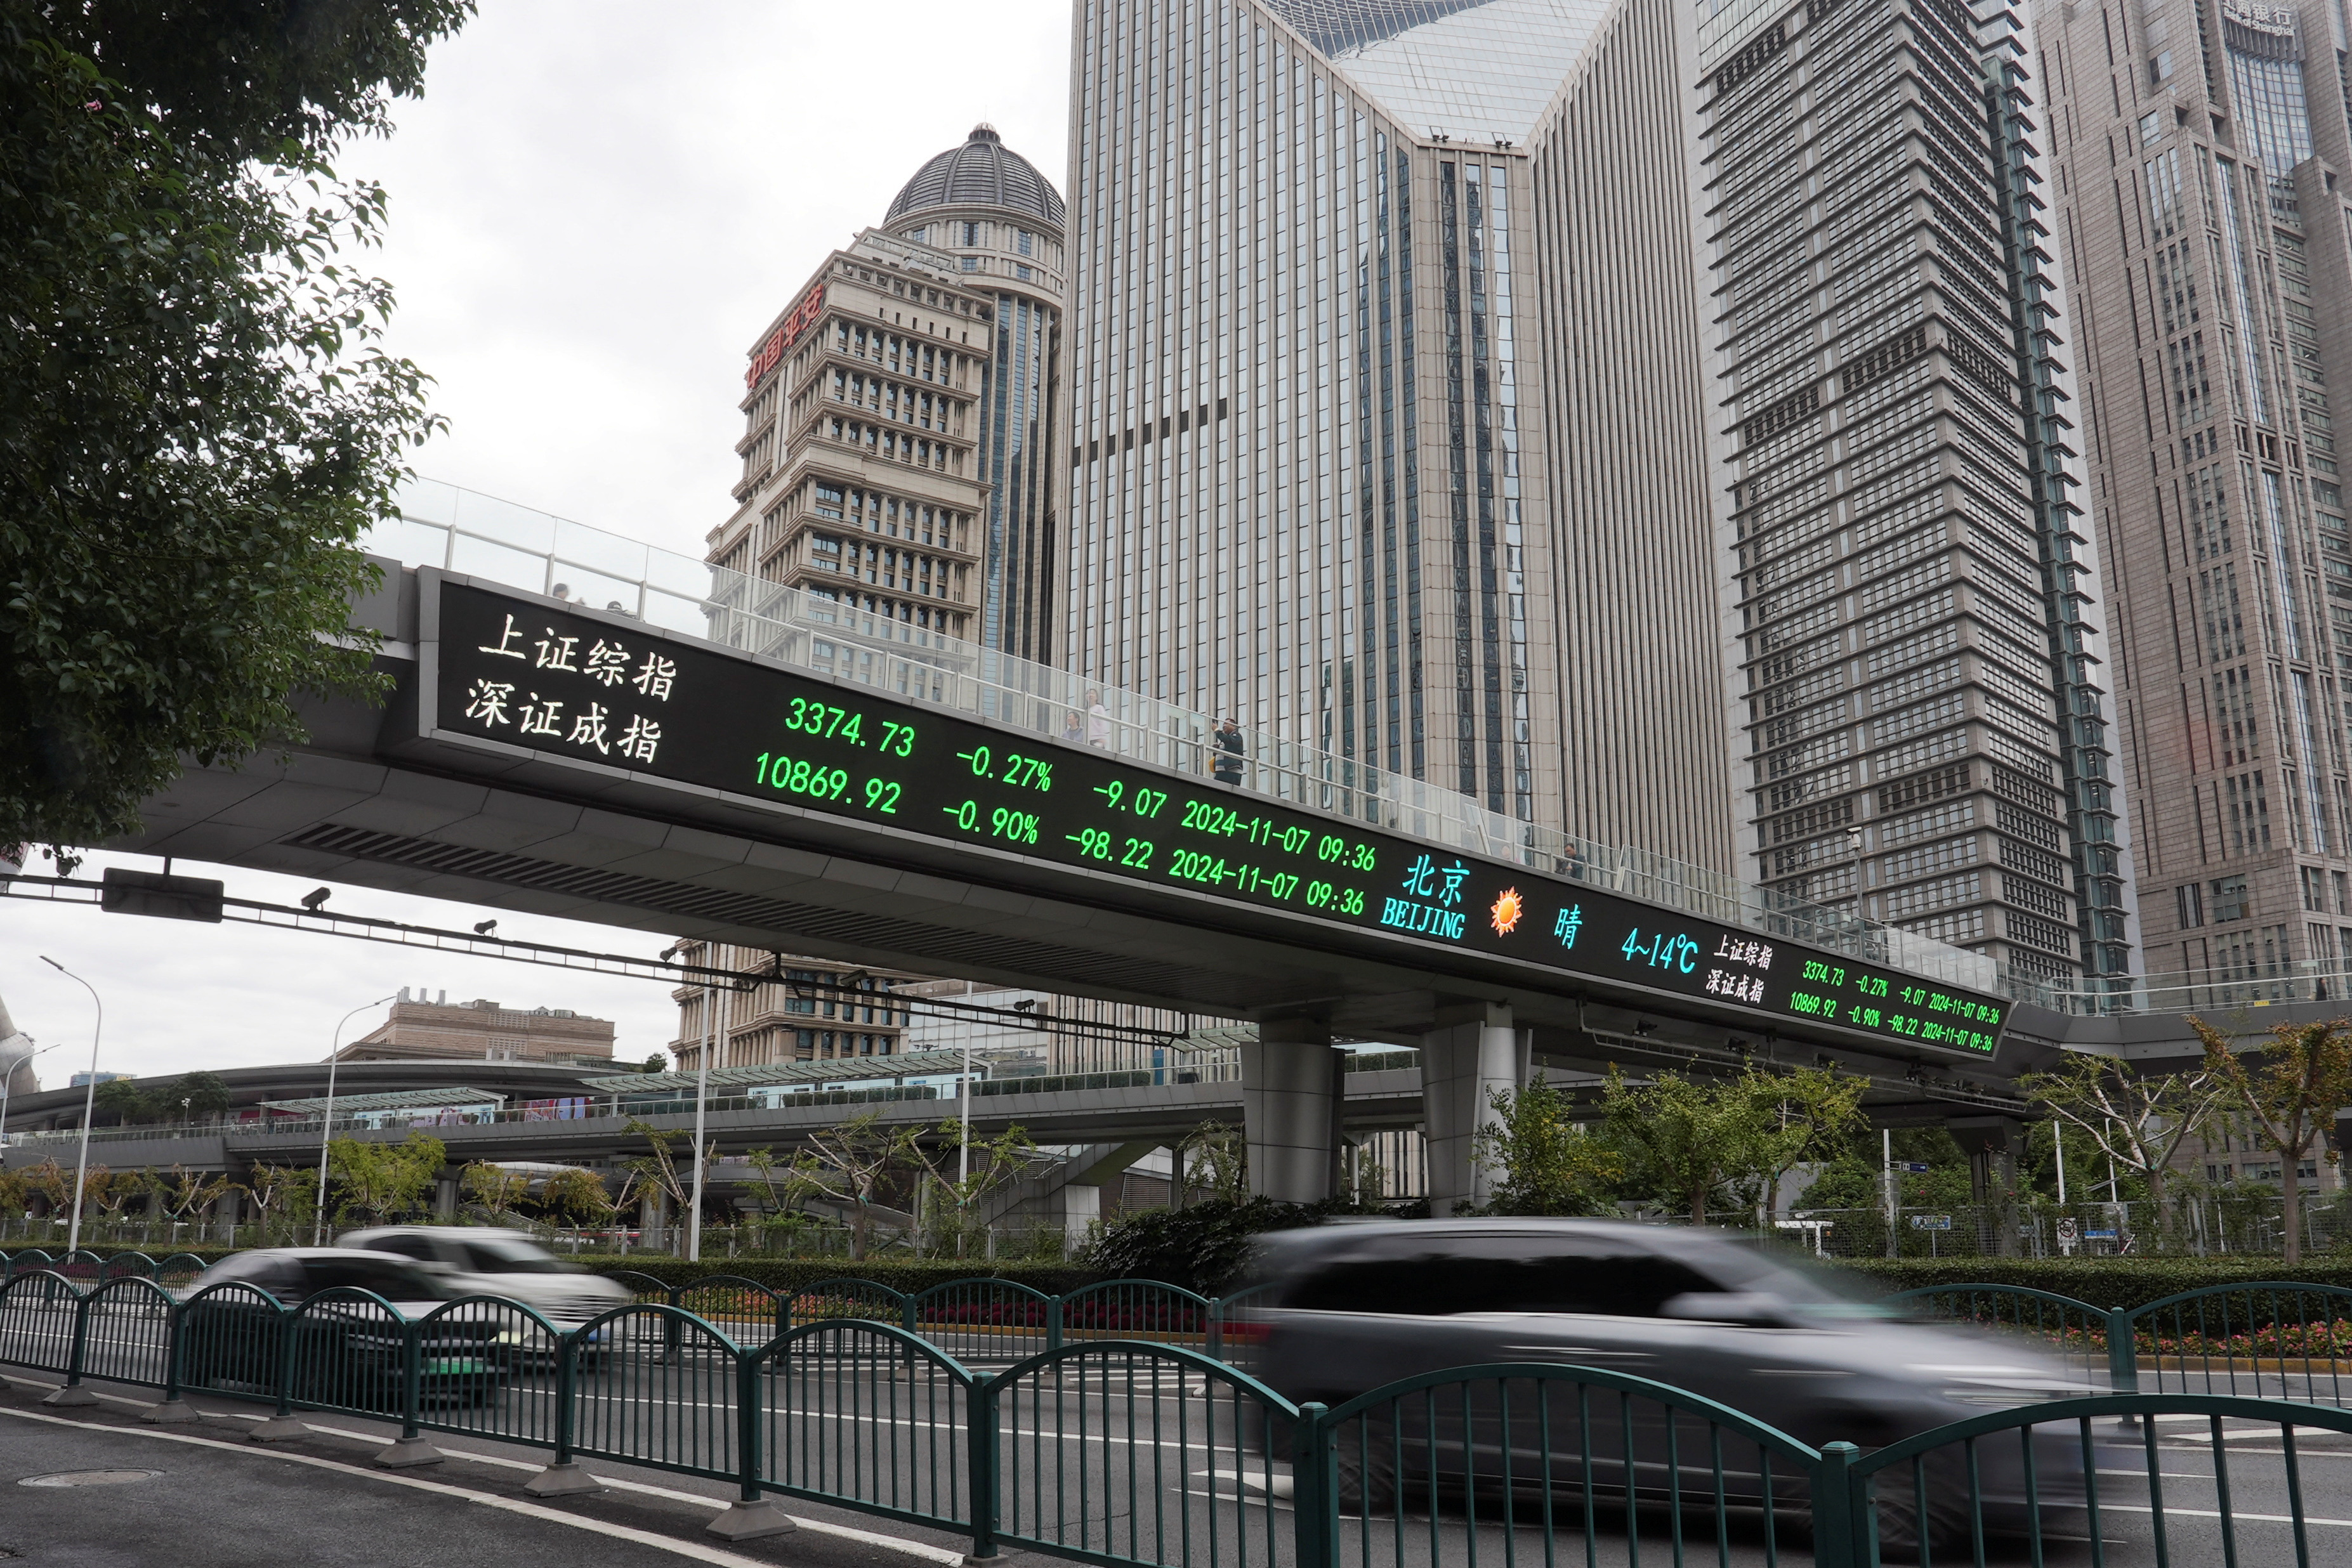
[706,1342,794,1539]
[1048,1292,1063,1354]
[1811,1441,1865,1568]
[249,1302,308,1441]
[966,1373,1003,1560]
[2106,1306,2139,1394]
[1291,1401,1336,1568]
[39,1277,98,1407]
[1206,1295,1223,1361]
[376,1314,442,1467]
[525,1326,602,1496]
[144,1294,199,1423]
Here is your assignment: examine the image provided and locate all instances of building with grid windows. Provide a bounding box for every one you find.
[2037,0,2352,986]
[683,128,1070,1072]
[1066,0,2127,988]
[1065,0,1743,866]
[1688,0,2135,990]
[711,126,1066,662]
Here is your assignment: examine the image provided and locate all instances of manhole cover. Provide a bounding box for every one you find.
[18,1468,162,1487]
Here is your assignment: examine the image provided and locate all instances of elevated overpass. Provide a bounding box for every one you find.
[66,490,2100,1210]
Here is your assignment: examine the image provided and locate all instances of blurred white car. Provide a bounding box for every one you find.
[337,1226,631,1331]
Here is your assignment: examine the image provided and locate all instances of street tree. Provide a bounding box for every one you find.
[1177,1121,1249,1205]
[459,1161,530,1221]
[2191,1016,2352,1266]
[538,1166,615,1227]
[158,1163,232,1224]
[1596,1067,1775,1225]
[621,1119,714,1231]
[239,1163,317,1237]
[2,2,470,857]
[777,1112,921,1260]
[2018,1053,2223,1229]
[1472,1076,1622,1215]
[327,1132,444,1225]
[1742,1065,1869,1224]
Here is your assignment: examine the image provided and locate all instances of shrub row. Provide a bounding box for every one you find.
[575,1256,1108,1297]
[1839,1255,2352,1308]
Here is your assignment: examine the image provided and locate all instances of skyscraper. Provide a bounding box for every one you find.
[682,128,1069,1071]
[2038,0,2352,986]
[1688,0,2134,988]
[713,126,1066,662]
[1065,0,1743,866]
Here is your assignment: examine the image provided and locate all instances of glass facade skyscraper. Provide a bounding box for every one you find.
[1687,0,2134,988]
[1065,0,1744,865]
[2039,0,2352,987]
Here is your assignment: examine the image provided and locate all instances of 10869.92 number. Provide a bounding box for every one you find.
[754,752,902,814]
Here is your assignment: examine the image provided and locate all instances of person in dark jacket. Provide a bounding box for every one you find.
[1212,718,1245,786]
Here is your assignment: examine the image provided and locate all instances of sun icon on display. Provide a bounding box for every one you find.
[1490,886,1525,936]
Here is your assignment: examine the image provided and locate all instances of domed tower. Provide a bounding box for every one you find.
[885,126,1067,665]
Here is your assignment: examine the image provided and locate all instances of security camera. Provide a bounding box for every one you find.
[473,919,498,936]
[300,887,331,911]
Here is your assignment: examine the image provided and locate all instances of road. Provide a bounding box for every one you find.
[6,1296,2352,1567]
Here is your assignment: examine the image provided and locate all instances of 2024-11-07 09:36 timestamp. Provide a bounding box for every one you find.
[1783,959,2001,1049]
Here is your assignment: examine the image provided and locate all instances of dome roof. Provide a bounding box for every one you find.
[886,124,1065,230]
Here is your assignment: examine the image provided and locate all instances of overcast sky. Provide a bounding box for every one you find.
[0,1,1071,1087]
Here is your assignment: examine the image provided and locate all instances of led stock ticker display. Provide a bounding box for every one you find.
[430,579,2006,1055]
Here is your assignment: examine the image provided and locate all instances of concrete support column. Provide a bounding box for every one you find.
[1421,1003,1530,1217]
[435,1177,459,1219]
[1059,1183,1100,1252]
[1949,1116,2023,1257]
[1242,1017,1341,1202]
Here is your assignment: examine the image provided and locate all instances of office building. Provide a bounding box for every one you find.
[2039,0,2352,983]
[335,991,615,1067]
[685,128,1072,1073]
[1065,0,2127,988]
[671,944,915,1072]
[1065,0,1742,865]
[711,126,1067,663]
[1688,0,2134,988]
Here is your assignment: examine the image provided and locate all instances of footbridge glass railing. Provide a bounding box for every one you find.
[369,479,2004,998]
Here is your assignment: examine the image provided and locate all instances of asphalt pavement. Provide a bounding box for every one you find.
[0,1371,975,1568]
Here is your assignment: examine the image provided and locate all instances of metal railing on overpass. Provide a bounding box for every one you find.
[0,1058,1256,1151]
[5,1259,2350,1565]
[371,480,2013,1001]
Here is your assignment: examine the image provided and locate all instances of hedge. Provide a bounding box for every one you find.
[1837,1255,2352,1308]
[571,1257,1107,1297]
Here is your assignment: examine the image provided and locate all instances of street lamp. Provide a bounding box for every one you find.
[38,957,102,1255]
[315,995,397,1246]
[0,1037,63,1149]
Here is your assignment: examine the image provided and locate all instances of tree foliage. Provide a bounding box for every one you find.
[1,1,470,852]
[2018,1053,2221,1221]
[325,1130,443,1225]
[1471,1076,1620,1215]
[2193,1015,2352,1266]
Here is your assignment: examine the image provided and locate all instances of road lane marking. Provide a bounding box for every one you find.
[0,1395,966,1565]
[2095,1502,2352,1528]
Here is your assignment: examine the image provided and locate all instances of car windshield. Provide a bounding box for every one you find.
[462,1237,567,1274]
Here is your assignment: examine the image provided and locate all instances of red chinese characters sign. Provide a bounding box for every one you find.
[746,284,827,386]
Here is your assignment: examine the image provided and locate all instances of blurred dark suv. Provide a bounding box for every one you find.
[1247,1220,2094,1548]
[180,1248,507,1409]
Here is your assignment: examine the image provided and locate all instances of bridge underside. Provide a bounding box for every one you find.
[84,566,2110,1217]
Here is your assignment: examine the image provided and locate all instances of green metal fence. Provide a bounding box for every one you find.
[1891,1279,2352,1404]
[13,1258,2352,1565]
